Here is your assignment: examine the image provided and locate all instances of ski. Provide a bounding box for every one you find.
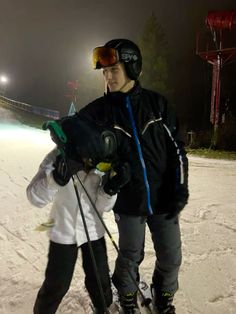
[138,280,152,306]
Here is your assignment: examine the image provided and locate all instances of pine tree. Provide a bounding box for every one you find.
[138,13,170,96]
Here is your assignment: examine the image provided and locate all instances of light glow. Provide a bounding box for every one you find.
[0,124,54,147]
[0,75,8,84]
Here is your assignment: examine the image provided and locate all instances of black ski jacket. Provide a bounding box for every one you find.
[77,83,189,216]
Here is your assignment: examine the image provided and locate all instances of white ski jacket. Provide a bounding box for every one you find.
[27,149,117,247]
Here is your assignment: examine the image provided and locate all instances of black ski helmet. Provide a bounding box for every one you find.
[104,39,142,81]
[60,116,117,164]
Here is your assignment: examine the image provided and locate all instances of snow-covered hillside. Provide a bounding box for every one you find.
[0,122,235,314]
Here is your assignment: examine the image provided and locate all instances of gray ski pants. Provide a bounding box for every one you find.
[112,213,182,296]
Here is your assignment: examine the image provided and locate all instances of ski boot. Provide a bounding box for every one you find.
[151,287,176,314]
[119,292,141,314]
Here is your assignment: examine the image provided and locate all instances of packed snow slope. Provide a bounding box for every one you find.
[0,122,235,314]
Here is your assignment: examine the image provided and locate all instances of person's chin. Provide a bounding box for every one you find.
[108,84,119,92]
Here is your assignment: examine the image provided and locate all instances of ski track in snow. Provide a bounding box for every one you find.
[0,123,236,314]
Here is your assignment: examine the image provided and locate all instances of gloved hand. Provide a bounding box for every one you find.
[165,185,189,220]
[165,200,188,220]
[103,162,131,196]
[52,154,83,186]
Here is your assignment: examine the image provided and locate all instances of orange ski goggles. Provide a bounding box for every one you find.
[92,47,119,69]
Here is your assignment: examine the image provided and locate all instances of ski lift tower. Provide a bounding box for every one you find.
[196,10,236,148]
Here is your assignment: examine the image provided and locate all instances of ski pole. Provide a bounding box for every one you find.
[71,175,109,314]
[75,172,153,312]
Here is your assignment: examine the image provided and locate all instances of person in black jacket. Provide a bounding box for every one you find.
[75,39,189,314]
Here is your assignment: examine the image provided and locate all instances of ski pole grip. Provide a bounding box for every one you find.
[42,120,67,147]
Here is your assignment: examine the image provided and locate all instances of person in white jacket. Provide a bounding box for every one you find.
[27,147,118,314]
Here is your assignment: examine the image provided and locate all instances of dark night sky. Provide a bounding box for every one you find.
[0,0,235,116]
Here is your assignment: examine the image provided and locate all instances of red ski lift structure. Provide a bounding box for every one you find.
[196,10,236,147]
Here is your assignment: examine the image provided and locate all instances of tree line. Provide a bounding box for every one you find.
[137,14,236,150]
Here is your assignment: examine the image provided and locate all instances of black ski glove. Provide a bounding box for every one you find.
[165,200,187,220]
[52,154,83,186]
[165,185,189,220]
[103,162,131,196]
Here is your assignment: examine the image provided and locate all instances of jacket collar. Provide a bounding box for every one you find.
[104,81,142,103]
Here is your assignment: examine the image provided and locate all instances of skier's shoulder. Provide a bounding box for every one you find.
[140,87,169,116]
[78,95,109,124]
[142,89,179,130]
[79,96,106,115]
[39,149,58,170]
[141,87,167,104]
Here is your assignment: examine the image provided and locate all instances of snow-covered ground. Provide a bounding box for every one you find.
[0,121,235,314]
